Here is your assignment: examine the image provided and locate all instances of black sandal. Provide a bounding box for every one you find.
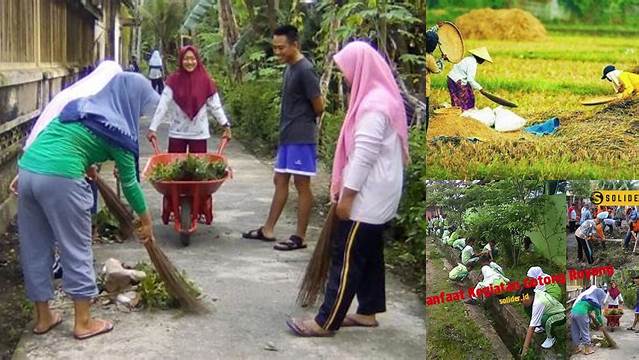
[242,227,276,242]
[274,235,307,251]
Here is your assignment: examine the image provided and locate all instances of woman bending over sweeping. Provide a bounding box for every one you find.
[147,45,231,154]
[286,41,408,337]
[446,47,492,110]
[571,287,606,355]
[15,72,159,340]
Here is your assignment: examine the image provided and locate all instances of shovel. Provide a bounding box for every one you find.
[480,89,518,107]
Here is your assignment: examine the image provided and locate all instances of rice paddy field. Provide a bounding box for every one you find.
[427,27,639,179]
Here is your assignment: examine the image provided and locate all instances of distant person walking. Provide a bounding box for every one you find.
[148,50,164,94]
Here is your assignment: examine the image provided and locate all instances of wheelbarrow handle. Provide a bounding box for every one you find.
[216,136,230,155]
[150,137,161,155]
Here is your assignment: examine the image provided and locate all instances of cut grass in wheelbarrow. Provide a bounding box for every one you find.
[149,155,227,182]
[143,138,231,246]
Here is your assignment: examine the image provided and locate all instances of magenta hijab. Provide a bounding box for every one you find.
[330,41,409,201]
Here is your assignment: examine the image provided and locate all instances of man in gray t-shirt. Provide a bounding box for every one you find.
[242,25,324,251]
[280,58,321,144]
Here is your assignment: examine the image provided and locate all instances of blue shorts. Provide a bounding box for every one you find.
[274,144,317,176]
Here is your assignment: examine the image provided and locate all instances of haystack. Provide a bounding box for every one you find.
[427,112,528,141]
[455,8,547,41]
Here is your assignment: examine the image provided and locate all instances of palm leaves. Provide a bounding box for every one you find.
[181,0,217,33]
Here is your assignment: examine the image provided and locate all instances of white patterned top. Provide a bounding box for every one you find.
[149,86,230,140]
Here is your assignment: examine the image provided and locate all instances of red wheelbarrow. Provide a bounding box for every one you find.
[142,137,230,246]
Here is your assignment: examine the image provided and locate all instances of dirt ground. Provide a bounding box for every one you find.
[567,223,639,270]
[426,240,513,359]
[0,219,31,360]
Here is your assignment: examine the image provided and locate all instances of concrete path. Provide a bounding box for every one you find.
[13,116,425,360]
[570,309,639,359]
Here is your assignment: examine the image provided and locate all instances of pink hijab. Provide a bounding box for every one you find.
[330,41,409,200]
[24,61,122,149]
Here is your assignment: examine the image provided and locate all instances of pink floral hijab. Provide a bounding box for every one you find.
[330,41,409,201]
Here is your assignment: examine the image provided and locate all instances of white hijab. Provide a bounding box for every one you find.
[527,266,549,292]
[606,69,623,92]
[149,51,162,67]
[25,61,123,149]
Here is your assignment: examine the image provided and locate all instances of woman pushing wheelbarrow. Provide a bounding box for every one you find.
[604,280,624,331]
[145,45,232,246]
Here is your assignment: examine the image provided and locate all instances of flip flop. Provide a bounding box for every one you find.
[73,320,114,340]
[341,314,379,327]
[274,235,307,251]
[242,227,276,242]
[286,318,334,338]
[32,313,63,335]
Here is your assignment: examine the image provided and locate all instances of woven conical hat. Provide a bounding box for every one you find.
[437,21,464,64]
[469,47,493,63]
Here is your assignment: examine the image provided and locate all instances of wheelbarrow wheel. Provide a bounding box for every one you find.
[180,198,192,246]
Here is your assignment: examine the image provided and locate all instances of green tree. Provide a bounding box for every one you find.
[141,0,190,70]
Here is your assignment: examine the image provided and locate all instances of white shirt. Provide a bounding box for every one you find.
[448,56,482,90]
[489,261,504,276]
[604,292,623,306]
[570,209,577,221]
[148,68,163,80]
[529,293,546,327]
[343,111,403,224]
[149,87,229,140]
[480,264,505,284]
[461,245,475,265]
[607,70,623,92]
[575,219,596,239]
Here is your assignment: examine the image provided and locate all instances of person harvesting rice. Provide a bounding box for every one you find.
[425,29,444,130]
[14,72,159,340]
[602,65,639,98]
[446,47,492,110]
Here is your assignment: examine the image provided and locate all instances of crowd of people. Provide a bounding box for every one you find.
[428,214,565,355]
[568,203,639,264]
